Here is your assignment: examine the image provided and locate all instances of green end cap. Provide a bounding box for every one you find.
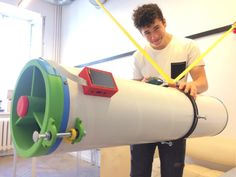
[10,59,65,158]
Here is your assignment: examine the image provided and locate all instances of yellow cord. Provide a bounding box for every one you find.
[95,0,235,84]
[95,0,173,83]
[174,24,235,82]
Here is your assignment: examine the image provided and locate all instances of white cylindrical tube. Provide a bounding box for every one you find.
[54,65,228,153]
[10,59,228,157]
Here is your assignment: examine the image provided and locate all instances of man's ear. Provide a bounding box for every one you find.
[163,18,167,27]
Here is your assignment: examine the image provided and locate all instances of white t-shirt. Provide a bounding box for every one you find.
[132,36,204,82]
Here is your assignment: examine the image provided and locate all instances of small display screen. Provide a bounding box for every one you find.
[89,69,115,88]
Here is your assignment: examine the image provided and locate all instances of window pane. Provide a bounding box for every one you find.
[0,3,42,112]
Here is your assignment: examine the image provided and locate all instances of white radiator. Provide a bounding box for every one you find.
[0,118,13,151]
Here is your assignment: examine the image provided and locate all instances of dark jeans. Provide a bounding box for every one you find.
[130,139,186,177]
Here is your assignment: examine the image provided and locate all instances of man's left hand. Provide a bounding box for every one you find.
[169,81,197,99]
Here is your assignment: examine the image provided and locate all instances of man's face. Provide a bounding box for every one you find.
[140,18,167,50]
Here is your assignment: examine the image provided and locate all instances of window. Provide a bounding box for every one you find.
[0,2,42,112]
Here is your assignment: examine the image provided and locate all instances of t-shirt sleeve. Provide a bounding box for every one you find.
[187,40,205,67]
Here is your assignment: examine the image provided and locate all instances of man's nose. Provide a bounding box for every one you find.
[151,33,159,41]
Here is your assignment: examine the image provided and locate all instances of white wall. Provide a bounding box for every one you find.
[61,0,236,137]
[0,0,58,60]
[61,0,136,66]
[61,0,236,64]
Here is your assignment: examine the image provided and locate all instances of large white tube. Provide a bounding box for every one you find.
[55,64,228,153]
[10,59,228,157]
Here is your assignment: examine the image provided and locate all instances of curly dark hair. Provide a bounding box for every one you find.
[132,3,164,29]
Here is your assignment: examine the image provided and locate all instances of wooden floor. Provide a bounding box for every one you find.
[0,152,100,177]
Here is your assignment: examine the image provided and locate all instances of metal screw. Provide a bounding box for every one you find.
[33,131,51,142]
[161,141,173,146]
[197,115,207,120]
[32,131,73,143]
[63,80,68,85]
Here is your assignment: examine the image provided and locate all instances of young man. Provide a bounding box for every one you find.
[130,3,208,177]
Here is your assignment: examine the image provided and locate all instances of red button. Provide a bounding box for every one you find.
[233,28,236,34]
[17,96,29,118]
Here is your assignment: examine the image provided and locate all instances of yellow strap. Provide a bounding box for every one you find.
[95,0,173,83]
[96,0,235,84]
[174,24,236,82]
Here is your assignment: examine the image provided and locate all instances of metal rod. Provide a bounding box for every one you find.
[32,131,72,142]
